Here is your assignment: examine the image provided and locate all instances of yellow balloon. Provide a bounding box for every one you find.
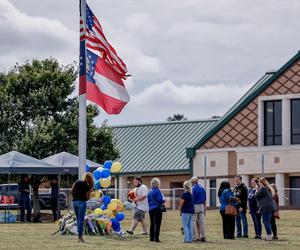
[104,209,113,217]
[111,199,121,207]
[94,190,103,199]
[111,162,122,173]
[111,199,124,212]
[94,208,103,216]
[90,191,95,198]
[100,178,111,188]
[110,199,125,212]
[107,202,118,211]
[111,198,122,204]
[97,218,109,225]
[118,203,125,212]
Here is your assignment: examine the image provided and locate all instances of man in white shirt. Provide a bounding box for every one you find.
[127,176,149,235]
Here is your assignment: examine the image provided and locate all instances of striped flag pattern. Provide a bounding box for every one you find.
[80,4,130,114]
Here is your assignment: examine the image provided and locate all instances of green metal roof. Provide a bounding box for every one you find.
[187,51,300,157]
[112,119,218,175]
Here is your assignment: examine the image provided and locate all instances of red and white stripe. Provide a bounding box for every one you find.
[81,14,128,78]
[86,57,129,114]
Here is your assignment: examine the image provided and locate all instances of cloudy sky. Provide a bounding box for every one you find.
[1,0,300,125]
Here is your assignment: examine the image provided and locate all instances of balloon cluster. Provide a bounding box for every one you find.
[93,197,125,233]
[93,161,122,189]
[92,161,125,234]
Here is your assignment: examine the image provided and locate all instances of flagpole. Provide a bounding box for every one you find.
[79,0,87,180]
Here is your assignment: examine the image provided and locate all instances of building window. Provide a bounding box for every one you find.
[264,100,282,146]
[291,99,300,144]
[238,158,244,165]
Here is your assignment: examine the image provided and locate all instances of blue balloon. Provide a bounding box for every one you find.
[102,195,111,205]
[100,204,107,210]
[93,170,102,180]
[94,181,101,190]
[102,169,111,178]
[111,218,121,232]
[114,225,121,232]
[116,212,125,221]
[86,164,90,172]
[103,160,112,170]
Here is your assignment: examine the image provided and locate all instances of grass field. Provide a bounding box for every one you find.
[0,210,300,250]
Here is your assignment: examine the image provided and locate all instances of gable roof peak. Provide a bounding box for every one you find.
[187,50,300,157]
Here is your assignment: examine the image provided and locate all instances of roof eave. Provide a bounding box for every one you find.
[116,169,190,176]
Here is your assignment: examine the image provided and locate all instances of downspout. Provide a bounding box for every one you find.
[186,148,195,178]
[189,157,193,177]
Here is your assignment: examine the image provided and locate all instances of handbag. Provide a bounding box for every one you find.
[151,191,166,212]
[225,204,237,216]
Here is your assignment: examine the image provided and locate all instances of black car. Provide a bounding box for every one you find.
[0,183,66,210]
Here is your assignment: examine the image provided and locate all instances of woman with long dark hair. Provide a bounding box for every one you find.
[218,181,238,239]
[255,178,275,241]
[248,177,262,239]
[71,173,94,243]
[270,183,279,240]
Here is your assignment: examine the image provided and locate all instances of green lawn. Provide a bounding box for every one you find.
[0,210,299,250]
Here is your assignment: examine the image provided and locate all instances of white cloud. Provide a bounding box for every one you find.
[120,46,163,81]
[100,80,252,125]
[125,14,158,35]
[0,0,76,68]
[132,80,250,107]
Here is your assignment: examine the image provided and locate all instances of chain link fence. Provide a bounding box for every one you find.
[1,187,300,212]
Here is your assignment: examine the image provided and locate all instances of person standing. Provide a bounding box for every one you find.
[248,177,262,239]
[29,175,47,222]
[127,176,149,235]
[218,181,238,239]
[18,174,32,222]
[255,177,275,241]
[270,183,279,240]
[233,175,248,238]
[190,177,206,242]
[71,173,94,243]
[50,176,60,222]
[148,178,165,243]
[179,181,194,243]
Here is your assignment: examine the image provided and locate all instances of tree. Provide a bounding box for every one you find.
[0,58,118,161]
[29,175,47,222]
[167,114,188,122]
[0,58,119,220]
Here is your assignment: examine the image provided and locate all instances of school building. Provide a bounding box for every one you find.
[187,51,300,208]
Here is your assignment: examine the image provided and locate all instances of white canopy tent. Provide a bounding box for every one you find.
[42,151,101,175]
[0,151,59,174]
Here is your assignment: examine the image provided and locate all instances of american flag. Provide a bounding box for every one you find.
[80,3,130,114]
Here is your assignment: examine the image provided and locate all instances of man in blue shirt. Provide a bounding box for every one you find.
[190,177,206,242]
